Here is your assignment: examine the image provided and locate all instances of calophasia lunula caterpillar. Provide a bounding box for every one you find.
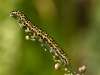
[10,10,70,66]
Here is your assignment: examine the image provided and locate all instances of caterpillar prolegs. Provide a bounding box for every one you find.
[10,10,70,66]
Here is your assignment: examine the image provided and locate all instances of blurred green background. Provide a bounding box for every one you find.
[0,0,100,75]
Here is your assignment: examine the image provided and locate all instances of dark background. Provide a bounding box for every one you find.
[0,0,100,75]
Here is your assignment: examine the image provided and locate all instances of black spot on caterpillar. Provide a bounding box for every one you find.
[10,10,70,66]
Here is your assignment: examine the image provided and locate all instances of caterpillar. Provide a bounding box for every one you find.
[10,10,70,66]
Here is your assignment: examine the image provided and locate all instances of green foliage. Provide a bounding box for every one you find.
[0,0,100,75]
